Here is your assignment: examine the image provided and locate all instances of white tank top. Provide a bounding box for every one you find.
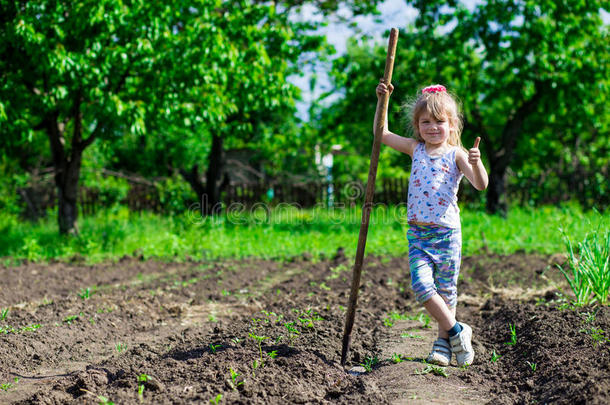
[407,143,463,228]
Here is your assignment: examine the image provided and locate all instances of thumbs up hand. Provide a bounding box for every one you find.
[468,137,481,166]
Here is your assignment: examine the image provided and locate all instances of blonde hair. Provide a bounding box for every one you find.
[404,85,464,149]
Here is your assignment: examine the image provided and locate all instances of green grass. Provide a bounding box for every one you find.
[558,228,609,306]
[0,203,607,264]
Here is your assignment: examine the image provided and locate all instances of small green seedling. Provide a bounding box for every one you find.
[390,353,406,364]
[209,394,222,404]
[417,313,432,329]
[491,349,501,363]
[505,323,517,345]
[526,361,537,372]
[64,315,79,324]
[415,364,449,377]
[137,374,149,402]
[2,323,42,334]
[0,378,19,391]
[401,332,423,339]
[590,327,610,346]
[78,287,93,300]
[388,311,410,321]
[582,309,598,324]
[0,308,8,321]
[115,343,126,353]
[360,356,379,372]
[248,333,269,364]
[97,395,115,405]
[267,350,278,359]
[251,359,262,377]
[229,368,244,390]
[210,344,222,354]
[284,322,300,345]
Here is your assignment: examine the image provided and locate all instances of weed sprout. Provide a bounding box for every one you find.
[97,395,115,405]
[401,332,423,339]
[418,313,432,329]
[64,315,79,324]
[284,322,300,345]
[229,368,244,390]
[415,364,449,377]
[0,378,19,391]
[360,356,379,372]
[248,333,269,365]
[78,287,94,300]
[137,374,149,402]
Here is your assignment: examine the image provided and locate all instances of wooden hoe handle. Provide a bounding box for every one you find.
[341,28,398,367]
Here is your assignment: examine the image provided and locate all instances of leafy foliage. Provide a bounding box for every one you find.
[317,0,610,212]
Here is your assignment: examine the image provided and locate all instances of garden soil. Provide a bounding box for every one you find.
[0,251,608,404]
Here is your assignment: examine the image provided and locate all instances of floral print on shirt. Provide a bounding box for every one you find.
[407,143,463,228]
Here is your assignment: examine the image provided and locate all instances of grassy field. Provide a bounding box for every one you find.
[0,204,607,264]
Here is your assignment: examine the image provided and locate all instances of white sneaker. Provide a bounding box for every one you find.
[426,338,451,366]
[449,323,474,366]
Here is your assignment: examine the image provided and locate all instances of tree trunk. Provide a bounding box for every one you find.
[180,164,206,214]
[56,157,82,235]
[204,133,224,215]
[484,84,545,215]
[180,133,229,216]
[45,92,96,235]
[486,165,508,216]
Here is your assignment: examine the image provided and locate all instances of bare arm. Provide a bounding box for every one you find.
[375,81,417,157]
[456,137,489,191]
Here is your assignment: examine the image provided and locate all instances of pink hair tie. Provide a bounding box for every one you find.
[422,85,446,94]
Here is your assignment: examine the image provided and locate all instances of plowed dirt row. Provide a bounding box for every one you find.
[0,252,608,404]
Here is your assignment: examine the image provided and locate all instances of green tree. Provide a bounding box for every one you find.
[1,0,383,231]
[319,0,609,213]
[94,1,382,216]
[1,0,212,233]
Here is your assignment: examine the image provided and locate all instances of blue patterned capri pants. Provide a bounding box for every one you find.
[407,224,462,308]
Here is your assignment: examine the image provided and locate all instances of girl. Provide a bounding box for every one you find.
[375,81,488,367]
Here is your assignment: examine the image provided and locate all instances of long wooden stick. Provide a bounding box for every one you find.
[340,28,398,367]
